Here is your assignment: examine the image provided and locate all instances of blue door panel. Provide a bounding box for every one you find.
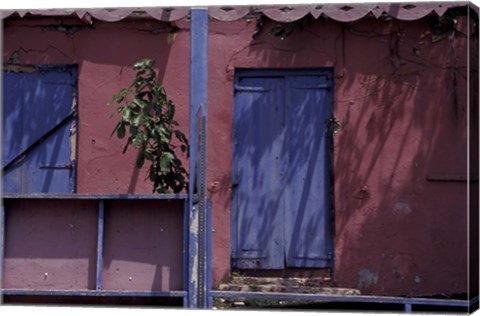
[232,77,285,269]
[232,70,333,270]
[285,76,333,268]
[2,67,76,193]
[3,124,73,193]
[2,73,24,167]
[21,71,75,153]
[28,123,73,193]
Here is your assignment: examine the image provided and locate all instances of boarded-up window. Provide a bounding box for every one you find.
[2,65,77,193]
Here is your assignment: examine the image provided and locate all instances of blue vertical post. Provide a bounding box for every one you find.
[0,204,5,304]
[404,303,412,313]
[206,200,213,309]
[183,199,189,306]
[96,200,105,290]
[188,7,208,309]
[0,18,4,305]
[188,203,199,308]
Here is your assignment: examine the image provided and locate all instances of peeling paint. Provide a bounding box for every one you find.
[4,63,36,73]
[358,269,379,289]
[393,202,413,214]
[70,121,77,162]
[414,275,421,284]
[189,206,199,307]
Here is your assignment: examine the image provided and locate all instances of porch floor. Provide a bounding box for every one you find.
[217,276,360,295]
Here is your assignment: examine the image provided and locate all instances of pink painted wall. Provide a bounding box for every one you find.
[102,200,184,291]
[4,200,98,289]
[3,199,184,292]
[3,14,477,297]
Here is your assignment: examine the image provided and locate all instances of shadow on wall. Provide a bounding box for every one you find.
[331,17,475,297]
[71,21,184,194]
[228,16,475,296]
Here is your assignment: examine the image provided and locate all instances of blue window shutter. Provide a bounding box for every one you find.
[2,72,24,169]
[284,75,333,268]
[2,67,77,193]
[232,70,334,270]
[231,76,286,269]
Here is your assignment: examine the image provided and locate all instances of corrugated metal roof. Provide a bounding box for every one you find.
[0,2,472,23]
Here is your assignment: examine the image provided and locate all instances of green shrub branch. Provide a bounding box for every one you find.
[109,59,188,193]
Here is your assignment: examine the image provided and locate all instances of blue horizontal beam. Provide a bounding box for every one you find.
[2,193,191,200]
[235,68,335,78]
[2,289,187,297]
[209,291,471,307]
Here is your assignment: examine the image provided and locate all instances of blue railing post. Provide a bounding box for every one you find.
[96,200,105,290]
[0,16,4,305]
[0,204,5,304]
[188,7,208,309]
[188,203,199,308]
[183,199,189,304]
[206,200,213,309]
[404,303,412,313]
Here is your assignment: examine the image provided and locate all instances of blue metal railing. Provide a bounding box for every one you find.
[0,193,194,307]
[209,291,478,313]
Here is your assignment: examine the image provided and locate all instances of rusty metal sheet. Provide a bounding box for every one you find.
[0,3,470,22]
[75,8,135,22]
[320,4,378,22]
[0,10,15,19]
[375,2,468,21]
[208,7,250,22]
[26,9,77,16]
[144,7,190,22]
[261,6,312,23]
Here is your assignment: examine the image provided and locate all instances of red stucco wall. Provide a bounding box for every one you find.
[3,14,476,297]
[3,199,184,292]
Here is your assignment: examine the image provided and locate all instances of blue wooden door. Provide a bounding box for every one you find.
[232,70,333,269]
[284,75,334,268]
[2,66,77,193]
[231,76,286,269]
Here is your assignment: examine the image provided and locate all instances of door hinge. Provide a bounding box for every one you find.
[295,252,334,260]
[2,111,77,173]
[39,163,74,170]
[328,118,342,134]
[234,84,270,92]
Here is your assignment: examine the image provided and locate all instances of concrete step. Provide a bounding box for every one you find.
[217,283,361,295]
[218,276,360,296]
[228,276,334,287]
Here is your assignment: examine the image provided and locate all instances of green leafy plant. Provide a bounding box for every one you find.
[109,59,188,193]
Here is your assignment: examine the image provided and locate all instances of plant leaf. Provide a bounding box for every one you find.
[122,138,132,154]
[136,150,145,168]
[159,152,174,174]
[109,58,189,193]
[117,122,126,139]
